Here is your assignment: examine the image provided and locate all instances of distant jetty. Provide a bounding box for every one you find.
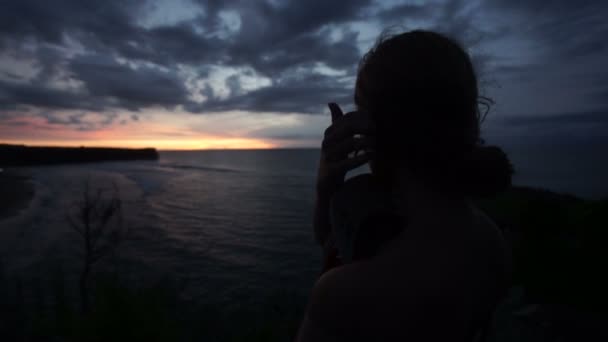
[0,144,159,166]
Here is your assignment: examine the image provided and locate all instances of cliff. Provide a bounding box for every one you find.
[0,144,159,166]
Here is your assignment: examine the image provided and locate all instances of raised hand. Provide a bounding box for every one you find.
[313,102,375,246]
[316,103,375,195]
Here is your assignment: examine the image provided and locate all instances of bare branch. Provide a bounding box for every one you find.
[66,178,130,314]
[66,213,84,237]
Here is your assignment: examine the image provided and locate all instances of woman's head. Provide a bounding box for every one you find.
[356,30,512,197]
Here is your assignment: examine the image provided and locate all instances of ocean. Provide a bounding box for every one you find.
[1,147,606,313]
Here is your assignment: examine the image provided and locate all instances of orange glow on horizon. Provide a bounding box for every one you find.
[0,110,320,150]
[1,137,278,150]
[0,115,280,150]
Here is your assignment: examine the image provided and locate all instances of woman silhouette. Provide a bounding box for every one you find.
[297,30,513,341]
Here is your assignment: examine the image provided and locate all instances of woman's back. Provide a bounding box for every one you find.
[308,202,510,341]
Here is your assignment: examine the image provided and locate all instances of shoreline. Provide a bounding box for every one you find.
[0,169,35,221]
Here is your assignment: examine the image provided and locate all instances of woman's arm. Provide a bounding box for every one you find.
[313,184,334,247]
[314,103,374,246]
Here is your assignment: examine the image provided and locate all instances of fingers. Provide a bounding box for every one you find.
[328,103,343,123]
[323,111,373,143]
[324,136,375,161]
[319,104,374,181]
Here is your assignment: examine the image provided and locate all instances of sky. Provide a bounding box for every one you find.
[0,0,607,150]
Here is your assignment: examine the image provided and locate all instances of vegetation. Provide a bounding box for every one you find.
[477,187,608,341]
[0,265,305,341]
[66,180,127,314]
[477,187,608,314]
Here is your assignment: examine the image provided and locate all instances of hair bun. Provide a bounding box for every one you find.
[460,145,514,197]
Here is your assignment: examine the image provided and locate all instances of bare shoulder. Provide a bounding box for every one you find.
[304,262,372,337]
[470,203,513,279]
[305,259,427,340]
[307,262,372,322]
[299,204,511,341]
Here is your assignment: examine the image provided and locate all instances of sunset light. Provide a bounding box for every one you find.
[0,110,319,150]
[1,138,277,150]
[2,1,608,340]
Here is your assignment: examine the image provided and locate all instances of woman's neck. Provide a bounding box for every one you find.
[388,169,469,228]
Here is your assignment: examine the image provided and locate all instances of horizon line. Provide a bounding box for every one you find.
[1,143,320,151]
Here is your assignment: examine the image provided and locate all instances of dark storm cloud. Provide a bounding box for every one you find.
[0,79,101,111]
[0,0,372,116]
[0,0,369,68]
[237,28,361,77]
[193,72,353,114]
[1,0,607,133]
[0,1,139,44]
[68,54,190,111]
[0,53,190,113]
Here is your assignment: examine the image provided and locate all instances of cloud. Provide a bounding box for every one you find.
[40,111,121,131]
[192,72,353,114]
[486,0,608,60]
[373,3,433,23]
[0,0,371,116]
[0,0,607,144]
[0,1,139,44]
[68,54,190,111]
[0,78,101,111]
[0,53,191,113]
[502,110,608,126]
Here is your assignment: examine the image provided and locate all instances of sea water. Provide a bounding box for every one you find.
[1,146,606,312]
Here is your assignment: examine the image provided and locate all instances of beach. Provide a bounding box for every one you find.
[0,169,35,221]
